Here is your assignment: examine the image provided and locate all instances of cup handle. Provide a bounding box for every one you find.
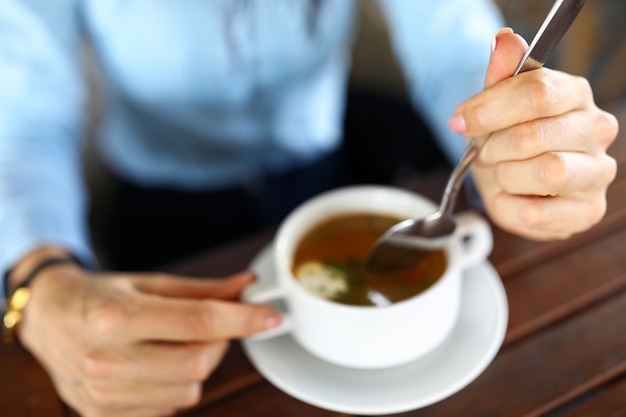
[454,211,493,270]
[241,280,293,341]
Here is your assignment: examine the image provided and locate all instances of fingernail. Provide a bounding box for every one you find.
[492,27,514,53]
[240,272,256,283]
[265,313,282,329]
[448,114,467,133]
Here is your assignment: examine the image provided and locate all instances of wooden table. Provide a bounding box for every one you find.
[2,104,626,417]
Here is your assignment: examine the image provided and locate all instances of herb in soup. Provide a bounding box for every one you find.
[292,213,447,306]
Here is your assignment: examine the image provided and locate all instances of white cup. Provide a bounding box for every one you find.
[242,185,492,369]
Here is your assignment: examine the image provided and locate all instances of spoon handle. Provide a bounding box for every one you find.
[515,0,587,74]
[438,0,587,217]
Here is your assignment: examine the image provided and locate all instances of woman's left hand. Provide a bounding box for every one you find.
[450,28,619,240]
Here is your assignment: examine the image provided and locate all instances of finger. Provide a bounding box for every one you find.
[477,109,613,165]
[104,408,177,417]
[122,296,281,342]
[452,29,593,139]
[493,152,617,197]
[489,193,607,240]
[132,272,256,301]
[80,341,228,384]
[484,28,528,88]
[449,28,527,134]
[55,378,177,417]
[53,366,183,417]
[78,380,203,411]
[458,69,590,138]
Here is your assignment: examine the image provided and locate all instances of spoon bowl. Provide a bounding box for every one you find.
[367,210,455,271]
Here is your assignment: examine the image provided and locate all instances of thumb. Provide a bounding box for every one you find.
[131,271,257,301]
[485,28,529,88]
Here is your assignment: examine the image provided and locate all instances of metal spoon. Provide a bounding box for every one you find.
[367,0,587,272]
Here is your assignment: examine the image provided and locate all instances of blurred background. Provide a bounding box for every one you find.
[350,0,626,108]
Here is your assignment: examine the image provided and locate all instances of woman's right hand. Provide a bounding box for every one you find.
[15,259,280,417]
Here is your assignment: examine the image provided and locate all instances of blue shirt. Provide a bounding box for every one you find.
[0,0,503,304]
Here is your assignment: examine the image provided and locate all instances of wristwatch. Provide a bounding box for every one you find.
[2,256,79,344]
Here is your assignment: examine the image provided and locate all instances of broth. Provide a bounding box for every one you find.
[292,213,447,306]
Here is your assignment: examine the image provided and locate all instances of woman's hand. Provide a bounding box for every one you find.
[450,28,618,240]
[16,259,279,417]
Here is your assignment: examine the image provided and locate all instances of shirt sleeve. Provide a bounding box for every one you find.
[0,0,96,307]
[376,0,504,164]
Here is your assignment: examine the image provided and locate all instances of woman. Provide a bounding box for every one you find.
[0,1,617,416]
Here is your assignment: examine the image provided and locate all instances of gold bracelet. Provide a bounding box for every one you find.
[2,256,79,344]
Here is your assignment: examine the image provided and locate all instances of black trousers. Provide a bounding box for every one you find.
[93,148,362,271]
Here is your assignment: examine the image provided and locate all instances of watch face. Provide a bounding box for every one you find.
[10,287,31,310]
[3,287,31,343]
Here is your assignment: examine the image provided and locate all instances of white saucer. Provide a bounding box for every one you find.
[242,244,508,415]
